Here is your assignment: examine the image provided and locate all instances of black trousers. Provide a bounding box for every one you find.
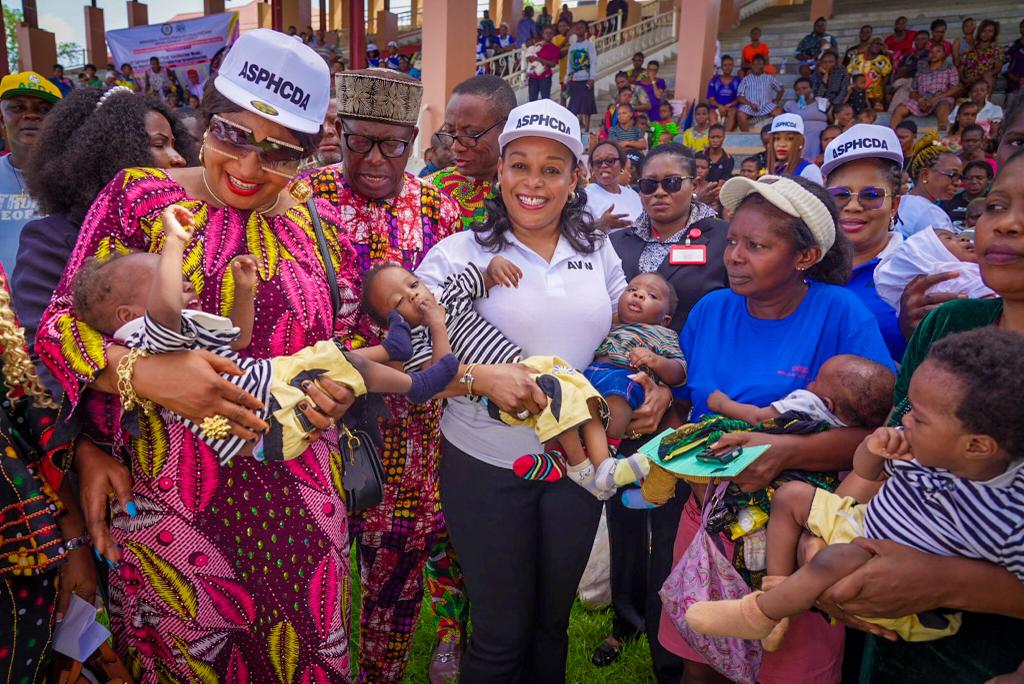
[528,76,552,102]
[440,439,602,684]
[605,478,689,684]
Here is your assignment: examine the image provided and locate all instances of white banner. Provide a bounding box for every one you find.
[106,13,239,97]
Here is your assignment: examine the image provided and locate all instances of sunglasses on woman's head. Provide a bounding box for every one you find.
[638,175,692,195]
[207,115,305,176]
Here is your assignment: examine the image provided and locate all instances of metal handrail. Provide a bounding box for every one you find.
[476,10,676,100]
[474,13,621,84]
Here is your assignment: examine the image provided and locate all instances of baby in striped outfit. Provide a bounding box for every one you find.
[70,205,457,464]
[361,258,651,499]
[686,327,1024,650]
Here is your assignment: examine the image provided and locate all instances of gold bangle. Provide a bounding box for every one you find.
[116,348,154,415]
[461,363,479,398]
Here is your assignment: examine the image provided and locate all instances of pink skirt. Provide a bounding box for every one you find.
[905,96,955,117]
[658,495,846,684]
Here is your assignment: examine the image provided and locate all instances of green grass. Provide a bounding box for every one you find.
[348,549,656,683]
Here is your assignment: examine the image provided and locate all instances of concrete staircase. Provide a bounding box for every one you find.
[592,0,1021,158]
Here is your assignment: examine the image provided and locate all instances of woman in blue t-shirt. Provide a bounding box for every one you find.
[658,174,894,684]
[706,54,741,131]
[821,123,909,362]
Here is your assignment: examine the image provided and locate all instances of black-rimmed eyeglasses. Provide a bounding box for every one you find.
[434,119,506,149]
[341,122,412,158]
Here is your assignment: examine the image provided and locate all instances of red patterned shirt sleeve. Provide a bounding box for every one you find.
[36,168,185,408]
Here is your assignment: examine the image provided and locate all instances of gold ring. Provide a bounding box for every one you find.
[200,415,232,440]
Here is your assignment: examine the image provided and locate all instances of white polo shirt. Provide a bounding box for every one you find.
[416,228,628,469]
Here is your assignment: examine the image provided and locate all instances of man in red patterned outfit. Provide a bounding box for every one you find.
[307,68,462,683]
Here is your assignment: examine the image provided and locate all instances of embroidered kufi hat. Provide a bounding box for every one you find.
[335,68,422,127]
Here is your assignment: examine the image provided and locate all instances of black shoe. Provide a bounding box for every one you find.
[591,639,622,667]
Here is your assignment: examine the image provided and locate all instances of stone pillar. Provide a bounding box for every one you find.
[368,0,383,34]
[126,1,148,27]
[409,0,420,27]
[673,0,719,109]
[204,0,225,13]
[348,0,366,69]
[421,0,476,145]
[15,25,56,73]
[718,0,739,30]
[497,0,521,27]
[84,5,106,66]
[625,0,641,26]
[809,0,833,21]
[281,0,311,32]
[376,11,398,45]
[329,0,348,30]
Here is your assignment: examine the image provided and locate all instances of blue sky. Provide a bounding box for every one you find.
[31,0,254,46]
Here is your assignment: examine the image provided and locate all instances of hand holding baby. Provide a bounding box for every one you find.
[487,255,523,288]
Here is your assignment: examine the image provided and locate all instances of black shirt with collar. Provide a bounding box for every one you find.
[610,215,729,331]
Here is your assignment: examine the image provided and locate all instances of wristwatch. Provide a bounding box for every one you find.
[460,364,478,397]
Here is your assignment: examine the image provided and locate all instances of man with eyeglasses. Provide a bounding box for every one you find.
[305,68,463,684]
[426,75,518,230]
[0,72,61,274]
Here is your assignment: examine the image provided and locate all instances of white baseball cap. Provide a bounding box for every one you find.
[367,43,379,52]
[387,40,399,48]
[499,99,583,159]
[770,113,804,136]
[821,123,904,179]
[214,29,330,134]
[720,175,836,260]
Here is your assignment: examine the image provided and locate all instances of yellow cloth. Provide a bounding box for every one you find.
[806,489,962,642]
[269,340,367,460]
[496,356,607,443]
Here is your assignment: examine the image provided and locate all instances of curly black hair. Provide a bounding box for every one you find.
[200,86,323,156]
[927,328,1024,463]
[474,150,603,255]
[25,88,199,224]
[739,175,852,285]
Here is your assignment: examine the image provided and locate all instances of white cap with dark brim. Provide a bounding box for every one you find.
[214,28,330,134]
[821,123,904,179]
[720,174,836,260]
[499,99,584,159]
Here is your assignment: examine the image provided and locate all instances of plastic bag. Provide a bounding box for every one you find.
[660,483,763,684]
[577,508,611,610]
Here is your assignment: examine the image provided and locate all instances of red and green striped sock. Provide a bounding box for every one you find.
[513,450,567,482]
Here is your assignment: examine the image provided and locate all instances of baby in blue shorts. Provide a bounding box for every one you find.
[584,273,687,458]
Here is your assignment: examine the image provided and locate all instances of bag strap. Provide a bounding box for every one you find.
[305,196,341,320]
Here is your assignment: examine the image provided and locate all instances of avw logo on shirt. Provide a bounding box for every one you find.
[567,260,593,271]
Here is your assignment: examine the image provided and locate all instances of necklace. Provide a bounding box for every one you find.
[7,157,28,202]
[201,169,281,216]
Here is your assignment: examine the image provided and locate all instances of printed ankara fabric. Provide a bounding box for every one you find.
[37,167,361,682]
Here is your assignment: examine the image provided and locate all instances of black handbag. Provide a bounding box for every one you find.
[293,180,385,512]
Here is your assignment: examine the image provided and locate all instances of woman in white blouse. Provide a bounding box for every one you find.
[416,99,630,681]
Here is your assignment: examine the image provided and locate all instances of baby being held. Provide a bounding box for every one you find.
[687,328,1024,650]
[72,205,458,464]
[362,257,647,498]
[708,354,896,429]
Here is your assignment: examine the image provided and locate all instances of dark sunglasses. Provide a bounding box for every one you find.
[826,185,890,210]
[208,115,305,169]
[434,119,505,149]
[931,168,963,183]
[638,175,692,195]
[591,157,622,168]
[341,122,411,158]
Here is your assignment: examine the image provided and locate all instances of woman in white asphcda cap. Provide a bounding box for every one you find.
[767,112,824,185]
[38,29,363,680]
[821,123,909,360]
[414,98,629,681]
[658,173,894,684]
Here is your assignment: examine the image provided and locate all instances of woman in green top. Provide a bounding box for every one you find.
[822,149,1024,681]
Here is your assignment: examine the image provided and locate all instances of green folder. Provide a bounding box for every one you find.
[635,429,771,479]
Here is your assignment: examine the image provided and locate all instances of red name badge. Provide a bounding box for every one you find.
[669,244,707,265]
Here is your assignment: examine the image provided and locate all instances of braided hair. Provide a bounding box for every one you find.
[0,272,55,408]
[907,132,952,181]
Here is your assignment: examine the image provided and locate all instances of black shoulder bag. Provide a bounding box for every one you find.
[291,180,385,512]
